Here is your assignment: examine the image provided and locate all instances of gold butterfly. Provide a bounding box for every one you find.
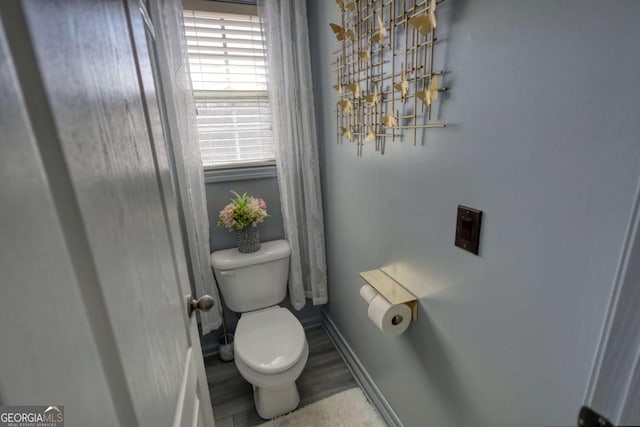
[358,50,371,60]
[382,113,396,128]
[341,127,352,140]
[336,0,356,12]
[428,0,437,28]
[415,90,429,106]
[348,82,361,98]
[394,67,409,100]
[330,23,355,42]
[415,76,439,106]
[371,15,387,44]
[365,125,376,142]
[333,84,342,94]
[428,75,439,102]
[364,86,379,106]
[408,15,432,36]
[338,99,353,114]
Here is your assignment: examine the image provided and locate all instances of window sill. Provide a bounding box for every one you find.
[204,164,278,184]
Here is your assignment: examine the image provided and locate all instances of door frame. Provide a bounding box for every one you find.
[584,176,640,425]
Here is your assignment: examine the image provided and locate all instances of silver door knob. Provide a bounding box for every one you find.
[188,294,214,316]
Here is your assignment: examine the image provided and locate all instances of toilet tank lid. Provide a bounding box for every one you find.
[210,239,291,270]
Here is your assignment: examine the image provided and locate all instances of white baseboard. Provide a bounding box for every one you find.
[321,309,403,427]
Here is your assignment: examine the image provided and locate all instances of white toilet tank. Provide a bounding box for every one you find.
[210,240,291,313]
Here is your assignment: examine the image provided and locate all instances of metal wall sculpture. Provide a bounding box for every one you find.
[331,0,448,155]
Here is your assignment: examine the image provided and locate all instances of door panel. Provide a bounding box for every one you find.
[174,349,197,427]
[0,0,214,425]
[19,2,189,423]
[172,345,212,427]
[0,18,120,426]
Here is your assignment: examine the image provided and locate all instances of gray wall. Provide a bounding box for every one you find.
[307,1,640,426]
[201,177,321,356]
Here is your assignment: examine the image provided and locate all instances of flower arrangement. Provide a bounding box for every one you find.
[217,191,268,231]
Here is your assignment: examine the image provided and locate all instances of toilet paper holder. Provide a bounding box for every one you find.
[359,269,419,320]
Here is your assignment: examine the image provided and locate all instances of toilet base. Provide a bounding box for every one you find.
[253,382,300,420]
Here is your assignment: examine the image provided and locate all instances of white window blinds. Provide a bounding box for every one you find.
[183,8,275,168]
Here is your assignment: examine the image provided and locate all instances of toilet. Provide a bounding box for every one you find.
[210,240,308,419]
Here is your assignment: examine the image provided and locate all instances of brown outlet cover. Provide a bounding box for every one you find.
[455,205,482,255]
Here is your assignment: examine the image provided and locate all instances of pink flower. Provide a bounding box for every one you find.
[217,192,269,230]
[218,204,236,228]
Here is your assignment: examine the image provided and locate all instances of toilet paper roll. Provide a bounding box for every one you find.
[359,284,379,305]
[367,294,412,336]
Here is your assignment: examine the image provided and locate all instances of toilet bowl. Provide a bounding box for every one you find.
[234,306,308,419]
[211,240,308,419]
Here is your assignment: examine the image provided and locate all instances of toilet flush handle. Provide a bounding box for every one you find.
[219,270,235,276]
[187,294,215,317]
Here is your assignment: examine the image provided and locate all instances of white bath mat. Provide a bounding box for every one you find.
[256,387,385,427]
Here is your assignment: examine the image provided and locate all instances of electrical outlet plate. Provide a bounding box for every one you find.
[455,205,482,255]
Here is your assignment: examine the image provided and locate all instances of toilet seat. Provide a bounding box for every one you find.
[236,340,309,390]
[235,307,306,375]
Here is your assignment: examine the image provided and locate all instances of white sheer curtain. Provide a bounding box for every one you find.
[258,0,328,309]
[150,0,222,333]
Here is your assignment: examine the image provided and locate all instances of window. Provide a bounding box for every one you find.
[183,7,274,169]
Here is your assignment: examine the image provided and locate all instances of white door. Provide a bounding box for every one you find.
[0,1,215,426]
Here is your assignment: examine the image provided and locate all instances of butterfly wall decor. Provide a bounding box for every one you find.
[365,125,376,142]
[371,15,387,44]
[408,15,432,36]
[428,0,438,28]
[335,0,356,12]
[331,0,449,155]
[382,113,396,128]
[415,76,439,106]
[364,86,379,106]
[330,23,355,42]
[338,99,353,114]
[348,82,361,98]
[358,50,371,61]
[394,66,409,101]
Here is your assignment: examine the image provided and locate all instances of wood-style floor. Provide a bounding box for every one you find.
[205,325,359,427]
